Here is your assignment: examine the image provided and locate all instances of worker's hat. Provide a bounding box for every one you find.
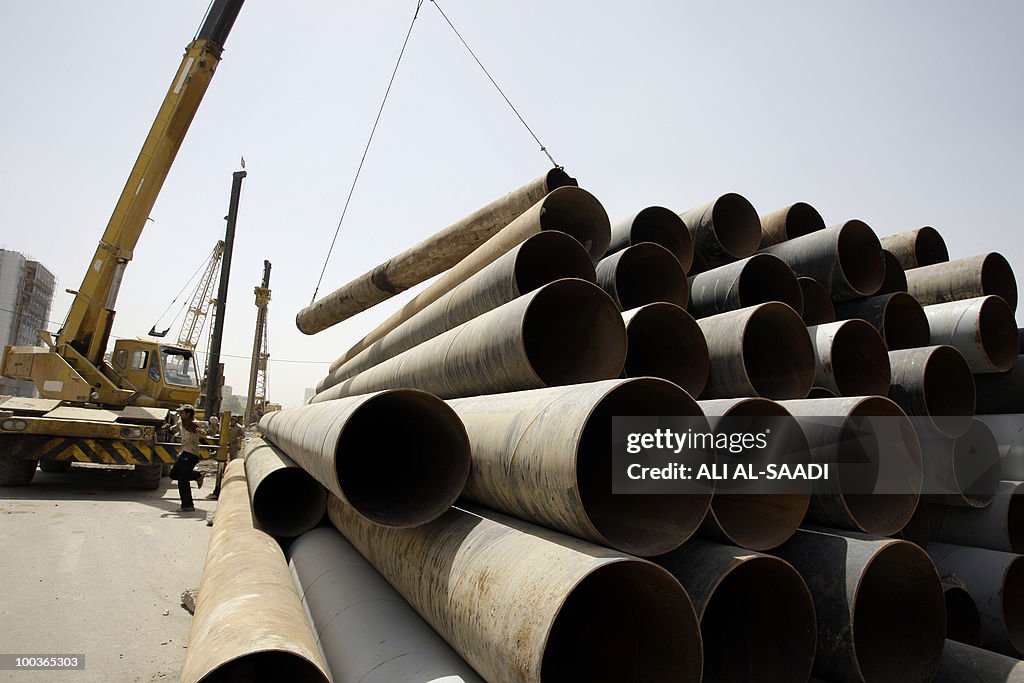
[179,404,196,413]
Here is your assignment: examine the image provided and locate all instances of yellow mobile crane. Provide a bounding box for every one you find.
[0,0,244,486]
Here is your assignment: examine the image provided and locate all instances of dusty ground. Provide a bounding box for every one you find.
[0,463,221,682]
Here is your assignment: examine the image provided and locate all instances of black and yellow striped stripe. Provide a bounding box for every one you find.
[34,438,180,465]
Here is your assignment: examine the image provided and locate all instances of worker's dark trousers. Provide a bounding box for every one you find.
[174,452,201,508]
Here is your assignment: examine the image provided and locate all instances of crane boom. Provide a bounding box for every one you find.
[179,241,226,350]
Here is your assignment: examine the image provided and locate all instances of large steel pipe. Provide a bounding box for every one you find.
[760,221,886,302]
[934,640,1024,683]
[259,390,470,528]
[798,276,837,325]
[807,320,891,397]
[180,460,330,683]
[894,498,930,549]
[314,279,626,402]
[758,201,826,248]
[976,414,1024,481]
[887,346,976,438]
[778,396,923,535]
[296,169,576,334]
[875,249,909,295]
[288,527,484,683]
[834,291,931,351]
[621,303,709,397]
[924,296,1019,373]
[448,378,710,556]
[595,242,689,310]
[930,480,1024,553]
[680,193,762,267]
[698,302,816,399]
[607,206,694,271]
[657,540,816,683]
[687,253,803,319]
[331,186,611,363]
[879,226,949,270]
[698,398,811,551]
[327,497,704,683]
[929,543,1024,657]
[943,582,984,646]
[319,230,596,386]
[772,529,945,683]
[243,436,327,538]
[975,361,1024,415]
[906,252,1018,310]
[916,419,1002,507]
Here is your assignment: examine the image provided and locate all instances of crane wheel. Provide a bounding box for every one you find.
[0,459,38,486]
[134,464,164,490]
[39,459,73,474]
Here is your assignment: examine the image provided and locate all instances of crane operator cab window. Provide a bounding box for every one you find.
[160,348,199,388]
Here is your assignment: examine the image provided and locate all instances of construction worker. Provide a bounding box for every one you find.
[228,416,246,460]
[171,404,206,512]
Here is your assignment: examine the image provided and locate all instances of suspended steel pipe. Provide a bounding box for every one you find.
[288,527,485,683]
[295,169,577,334]
[834,291,931,351]
[697,397,811,551]
[657,540,816,683]
[607,206,694,271]
[242,436,327,538]
[976,414,1024,481]
[758,201,826,248]
[933,639,1024,683]
[448,378,711,556]
[330,186,611,363]
[875,249,909,295]
[697,302,815,400]
[879,226,949,270]
[778,396,923,535]
[318,230,596,388]
[687,253,803,319]
[259,390,470,528]
[929,543,1024,657]
[905,252,1018,310]
[887,346,976,438]
[680,193,762,268]
[621,303,709,397]
[806,320,892,397]
[327,497,705,683]
[916,419,1002,508]
[943,582,984,647]
[797,276,836,325]
[929,480,1024,553]
[772,529,945,683]
[595,242,689,310]
[924,296,1019,373]
[313,279,626,402]
[180,460,330,683]
[760,221,886,302]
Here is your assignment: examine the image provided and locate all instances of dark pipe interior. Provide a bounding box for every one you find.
[837,220,886,296]
[542,561,702,683]
[882,293,931,350]
[335,391,469,527]
[831,321,892,396]
[981,252,1018,309]
[539,187,611,259]
[253,467,328,538]
[978,296,1019,372]
[923,346,976,436]
[878,250,909,294]
[798,277,836,325]
[1003,558,1024,654]
[913,227,950,268]
[741,304,815,399]
[944,584,984,646]
[1009,484,1024,553]
[711,193,762,259]
[632,206,694,271]
[623,303,709,397]
[784,202,826,241]
[514,231,597,292]
[205,651,327,683]
[613,243,689,310]
[737,255,804,313]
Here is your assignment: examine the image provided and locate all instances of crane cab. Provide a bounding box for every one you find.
[110,338,201,406]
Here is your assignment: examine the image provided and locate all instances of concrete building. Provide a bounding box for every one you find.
[0,249,57,397]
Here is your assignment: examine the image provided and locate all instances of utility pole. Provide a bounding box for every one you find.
[244,260,271,425]
[204,168,245,417]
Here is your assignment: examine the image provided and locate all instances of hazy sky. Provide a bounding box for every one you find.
[1,1,1021,408]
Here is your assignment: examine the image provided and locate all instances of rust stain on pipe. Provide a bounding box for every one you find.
[879,227,949,270]
[259,390,470,528]
[608,206,694,271]
[807,320,891,397]
[906,252,1017,310]
[180,460,330,683]
[923,296,1019,373]
[621,303,709,397]
[834,291,930,350]
[887,345,976,438]
[697,302,815,400]
[595,242,689,310]
[680,193,762,268]
[759,201,826,249]
[313,279,626,402]
[296,169,576,334]
[688,253,803,319]
[327,497,704,683]
[448,377,711,556]
[243,436,327,538]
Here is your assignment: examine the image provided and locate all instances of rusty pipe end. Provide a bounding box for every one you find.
[879,292,931,350]
[740,303,816,399]
[251,468,327,537]
[596,242,690,310]
[337,390,470,527]
[980,252,1019,310]
[889,345,976,438]
[610,206,695,272]
[622,303,710,397]
[541,559,703,682]
[523,279,628,385]
[513,230,597,291]
[544,167,578,191]
[798,277,836,325]
[880,226,950,270]
[735,254,804,314]
[759,201,827,248]
[709,192,762,260]
[878,249,909,294]
[837,219,887,298]
[537,186,611,260]
[976,295,1020,372]
[943,583,984,647]
[819,320,892,397]
[577,378,711,556]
